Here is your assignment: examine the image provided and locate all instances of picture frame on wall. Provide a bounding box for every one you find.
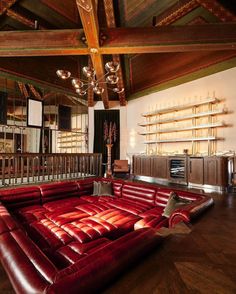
[27,97,43,128]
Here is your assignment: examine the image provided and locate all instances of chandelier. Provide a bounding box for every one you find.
[56,61,124,96]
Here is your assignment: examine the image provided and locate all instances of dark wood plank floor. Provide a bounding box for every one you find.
[0,189,236,294]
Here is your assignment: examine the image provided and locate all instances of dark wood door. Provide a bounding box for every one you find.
[151,156,168,179]
[188,157,204,184]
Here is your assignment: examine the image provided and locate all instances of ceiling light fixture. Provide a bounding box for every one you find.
[56,61,124,96]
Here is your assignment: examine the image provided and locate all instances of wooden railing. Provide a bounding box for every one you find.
[0,153,102,187]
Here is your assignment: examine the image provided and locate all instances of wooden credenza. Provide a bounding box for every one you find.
[133,155,228,190]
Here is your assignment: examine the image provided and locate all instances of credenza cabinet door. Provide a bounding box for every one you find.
[151,156,168,179]
[188,157,204,185]
[204,157,228,186]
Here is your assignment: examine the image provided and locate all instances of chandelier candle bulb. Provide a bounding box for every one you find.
[56,61,124,96]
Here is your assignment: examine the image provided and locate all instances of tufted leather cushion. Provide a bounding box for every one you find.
[121,183,156,205]
[40,181,79,204]
[75,202,113,215]
[104,198,153,215]
[0,186,41,209]
[50,228,162,294]
[43,197,87,212]
[29,219,73,250]
[56,238,111,266]
[62,217,117,243]
[16,205,47,223]
[139,206,164,218]
[45,208,89,226]
[94,208,141,236]
[134,215,168,230]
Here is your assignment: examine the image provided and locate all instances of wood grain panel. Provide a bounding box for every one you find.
[41,0,79,23]
[129,50,236,94]
[0,56,79,93]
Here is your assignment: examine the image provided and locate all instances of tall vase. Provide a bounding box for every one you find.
[106,144,113,177]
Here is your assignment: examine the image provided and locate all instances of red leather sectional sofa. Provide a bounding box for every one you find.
[0,177,213,293]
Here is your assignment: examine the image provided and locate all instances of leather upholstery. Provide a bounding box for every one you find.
[122,183,156,205]
[0,186,41,209]
[0,205,19,234]
[169,196,214,227]
[0,229,57,294]
[134,215,168,230]
[48,228,162,294]
[0,178,213,293]
[40,181,79,204]
[56,238,111,266]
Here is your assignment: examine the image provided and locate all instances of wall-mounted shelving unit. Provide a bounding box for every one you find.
[57,128,88,153]
[138,96,228,155]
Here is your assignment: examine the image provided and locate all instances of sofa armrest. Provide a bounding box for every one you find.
[169,196,214,227]
[0,229,58,294]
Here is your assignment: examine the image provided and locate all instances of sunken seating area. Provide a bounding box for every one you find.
[0,178,213,293]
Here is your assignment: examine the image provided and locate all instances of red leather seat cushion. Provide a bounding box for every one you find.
[45,209,89,226]
[104,198,153,215]
[139,206,164,218]
[62,217,117,243]
[29,219,73,250]
[134,215,168,230]
[16,205,47,223]
[79,195,99,203]
[43,197,87,212]
[75,202,113,215]
[94,208,141,235]
[56,238,111,266]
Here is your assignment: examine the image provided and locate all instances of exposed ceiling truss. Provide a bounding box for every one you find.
[0,0,235,108]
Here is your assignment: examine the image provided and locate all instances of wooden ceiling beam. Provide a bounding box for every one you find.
[0,29,88,56]
[76,0,108,109]
[0,23,235,57]
[104,0,126,107]
[0,0,17,15]
[101,24,236,54]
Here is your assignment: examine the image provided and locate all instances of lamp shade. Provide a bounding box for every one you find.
[76,88,86,96]
[72,79,84,89]
[105,61,119,73]
[106,75,119,84]
[93,86,104,95]
[83,66,95,78]
[56,70,71,79]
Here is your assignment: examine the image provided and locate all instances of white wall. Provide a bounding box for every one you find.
[126,67,236,156]
[88,67,236,159]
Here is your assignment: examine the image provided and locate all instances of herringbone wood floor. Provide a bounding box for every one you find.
[0,190,236,294]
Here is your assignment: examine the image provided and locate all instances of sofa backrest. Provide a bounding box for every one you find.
[155,187,203,207]
[121,183,156,205]
[100,178,124,198]
[77,178,124,198]
[40,181,79,204]
[77,178,97,196]
[0,186,41,209]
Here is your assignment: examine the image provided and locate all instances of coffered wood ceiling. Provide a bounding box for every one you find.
[0,0,235,109]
